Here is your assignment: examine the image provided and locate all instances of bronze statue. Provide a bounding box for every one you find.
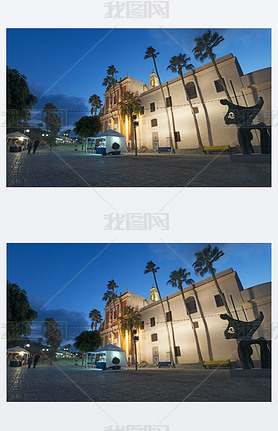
[220,97,271,154]
[220,312,270,369]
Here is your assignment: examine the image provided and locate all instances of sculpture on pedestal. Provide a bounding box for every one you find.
[220,312,270,369]
[220,97,271,154]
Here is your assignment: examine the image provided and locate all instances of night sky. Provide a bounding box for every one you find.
[7,243,271,346]
[7,28,271,132]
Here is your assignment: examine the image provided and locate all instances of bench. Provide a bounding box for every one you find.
[202,360,232,369]
[203,145,231,154]
[157,361,173,368]
[157,147,174,153]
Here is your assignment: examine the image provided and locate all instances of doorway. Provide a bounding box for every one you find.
[152,346,159,365]
[152,132,159,150]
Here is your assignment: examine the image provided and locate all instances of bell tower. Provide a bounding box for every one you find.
[150,285,159,301]
[150,71,159,87]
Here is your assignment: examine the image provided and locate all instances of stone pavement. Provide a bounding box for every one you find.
[7,146,271,187]
[7,362,271,402]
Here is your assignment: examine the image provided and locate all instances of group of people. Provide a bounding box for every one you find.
[27,139,53,153]
[27,354,40,368]
[27,139,40,154]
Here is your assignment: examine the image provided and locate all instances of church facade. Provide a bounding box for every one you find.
[99,53,271,151]
[99,268,271,365]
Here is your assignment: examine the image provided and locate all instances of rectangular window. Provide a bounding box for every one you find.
[174,131,181,142]
[113,94,117,105]
[150,317,155,327]
[114,309,117,319]
[150,102,155,112]
[166,96,172,107]
[151,333,158,342]
[140,321,144,330]
[140,106,144,115]
[214,79,225,93]
[175,346,181,356]
[151,119,158,127]
[214,294,225,307]
[193,321,199,328]
[193,107,199,114]
[166,311,172,322]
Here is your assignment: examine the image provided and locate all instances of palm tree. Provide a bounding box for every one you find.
[118,306,141,367]
[192,244,232,317]
[107,65,119,101]
[89,309,103,331]
[167,268,203,363]
[118,91,141,150]
[167,54,203,149]
[144,260,175,365]
[192,30,232,103]
[89,94,103,116]
[144,46,174,151]
[102,75,116,115]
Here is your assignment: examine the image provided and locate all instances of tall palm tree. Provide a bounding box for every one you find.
[89,94,103,116]
[118,91,141,150]
[107,65,119,101]
[102,75,116,116]
[144,46,174,152]
[192,244,232,317]
[192,30,232,103]
[144,260,175,365]
[118,306,141,366]
[167,268,203,363]
[89,309,103,331]
[167,54,203,149]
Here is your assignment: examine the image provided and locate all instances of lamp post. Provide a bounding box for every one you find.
[132,115,139,157]
[132,329,139,371]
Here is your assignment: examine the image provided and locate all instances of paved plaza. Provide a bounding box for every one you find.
[7,146,271,187]
[7,362,271,402]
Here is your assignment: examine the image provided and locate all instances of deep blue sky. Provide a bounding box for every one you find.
[7,243,271,346]
[7,28,271,131]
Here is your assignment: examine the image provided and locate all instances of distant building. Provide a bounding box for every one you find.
[100,268,271,365]
[99,54,271,151]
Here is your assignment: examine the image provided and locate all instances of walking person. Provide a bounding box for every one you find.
[28,354,33,369]
[33,353,40,368]
[49,356,53,365]
[33,139,40,154]
[27,140,33,154]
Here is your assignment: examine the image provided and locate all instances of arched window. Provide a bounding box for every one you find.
[185,82,197,99]
[185,296,197,314]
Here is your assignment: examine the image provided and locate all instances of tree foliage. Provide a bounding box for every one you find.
[43,317,63,351]
[43,103,62,143]
[74,330,101,353]
[7,67,38,128]
[89,94,102,116]
[89,309,103,330]
[7,282,38,341]
[118,306,141,335]
[73,115,101,138]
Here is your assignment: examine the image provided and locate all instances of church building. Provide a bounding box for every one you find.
[99,268,271,365]
[99,53,271,151]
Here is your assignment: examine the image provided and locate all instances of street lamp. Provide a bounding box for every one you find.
[132,114,139,157]
[132,329,139,371]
